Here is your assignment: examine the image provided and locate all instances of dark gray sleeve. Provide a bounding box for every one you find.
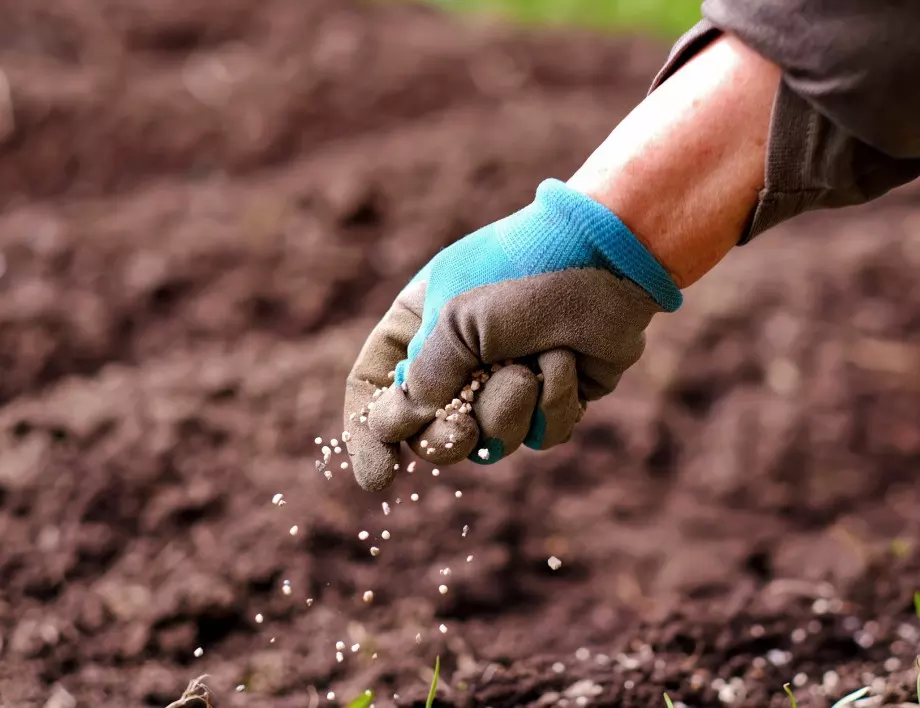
[650,1,920,243]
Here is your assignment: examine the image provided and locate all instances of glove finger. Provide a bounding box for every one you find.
[470,363,539,465]
[344,282,425,491]
[369,292,478,443]
[525,348,586,450]
[406,410,479,465]
[344,379,402,491]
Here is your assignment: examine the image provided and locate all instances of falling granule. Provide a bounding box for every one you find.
[327,692,335,701]
[321,445,331,456]
[407,461,416,473]
[235,685,245,693]
[415,633,422,644]
[334,447,342,454]
[306,598,314,606]
[358,530,370,540]
[336,640,346,651]
[370,546,380,557]
[336,652,343,662]
[363,590,374,603]
[552,662,565,674]
[381,530,391,540]
[272,493,285,506]
[373,653,379,660]
[462,525,469,537]
[548,556,563,571]
[330,438,338,447]
[382,502,391,516]
[575,647,590,661]
[439,624,448,634]
[342,431,351,442]
[340,461,349,470]
[351,643,361,653]
[314,437,323,445]
[282,580,292,596]
[455,490,463,499]
[466,555,473,562]
[323,470,333,480]
[255,613,264,623]
[438,584,448,594]
[439,568,451,576]
[270,637,276,643]
[477,448,490,460]
[432,468,440,477]
[410,493,419,502]
[289,525,299,536]
[420,440,429,448]
[194,647,204,658]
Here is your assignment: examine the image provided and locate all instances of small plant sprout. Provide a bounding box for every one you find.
[426,656,441,708]
[164,675,213,708]
[663,694,675,708]
[914,591,920,620]
[548,556,562,570]
[783,683,798,708]
[346,689,374,708]
[272,493,285,506]
[830,687,871,708]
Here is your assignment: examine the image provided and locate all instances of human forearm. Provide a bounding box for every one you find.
[568,35,779,288]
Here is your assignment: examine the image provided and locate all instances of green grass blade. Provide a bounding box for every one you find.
[830,686,870,708]
[426,656,441,708]
[914,591,920,620]
[915,656,919,703]
[783,683,798,708]
[663,693,675,708]
[347,689,374,708]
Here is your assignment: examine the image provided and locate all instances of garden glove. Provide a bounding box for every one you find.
[344,178,682,491]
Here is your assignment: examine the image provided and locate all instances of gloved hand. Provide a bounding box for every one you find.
[344,179,682,491]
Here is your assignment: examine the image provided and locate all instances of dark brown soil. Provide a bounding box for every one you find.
[1,1,919,707]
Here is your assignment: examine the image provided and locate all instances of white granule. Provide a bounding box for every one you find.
[548,556,563,570]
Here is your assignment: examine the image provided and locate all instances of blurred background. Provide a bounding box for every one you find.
[0,1,919,707]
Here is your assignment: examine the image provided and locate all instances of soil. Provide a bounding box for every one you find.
[0,1,919,707]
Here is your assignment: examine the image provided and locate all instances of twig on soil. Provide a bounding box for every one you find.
[164,675,212,708]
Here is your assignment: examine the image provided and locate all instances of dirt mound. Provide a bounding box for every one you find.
[1,1,919,706]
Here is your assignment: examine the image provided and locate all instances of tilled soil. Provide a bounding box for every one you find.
[0,1,919,706]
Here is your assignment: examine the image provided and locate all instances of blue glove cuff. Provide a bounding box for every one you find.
[536,179,683,312]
